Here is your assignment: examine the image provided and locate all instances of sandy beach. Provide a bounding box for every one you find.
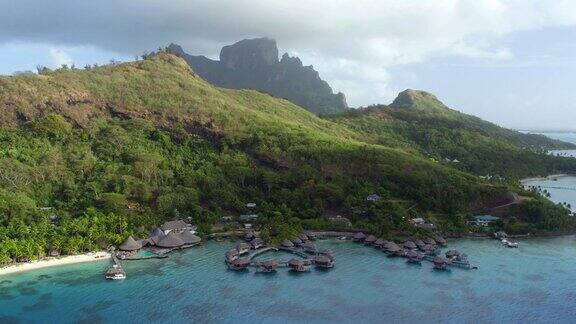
[0,252,111,276]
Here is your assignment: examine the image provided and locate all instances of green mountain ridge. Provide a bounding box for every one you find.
[0,53,572,263]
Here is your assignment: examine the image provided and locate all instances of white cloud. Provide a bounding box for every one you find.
[2,0,576,106]
[48,47,73,67]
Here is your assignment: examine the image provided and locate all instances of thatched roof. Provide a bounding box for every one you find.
[434,236,447,244]
[302,241,317,250]
[353,232,366,240]
[365,235,377,243]
[424,238,436,245]
[244,232,256,241]
[374,239,386,246]
[384,242,401,252]
[415,239,425,247]
[149,227,164,237]
[406,250,420,259]
[306,232,317,239]
[156,232,185,248]
[160,220,189,231]
[233,257,250,267]
[119,236,143,251]
[445,250,460,258]
[433,256,449,265]
[225,249,238,260]
[236,242,250,251]
[179,231,201,245]
[298,234,309,241]
[251,237,264,244]
[314,254,332,264]
[291,237,303,245]
[422,244,435,252]
[281,239,294,248]
[403,241,417,249]
[150,233,166,245]
[288,258,305,267]
[262,260,278,268]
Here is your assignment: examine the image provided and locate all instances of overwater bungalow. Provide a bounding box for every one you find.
[353,232,366,242]
[229,257,250,271]
[236,242,251,255]
[250,238,265,249]
[445,250,460,259]
[433,256,450,270]
[403,241,417,250]
[156,232,185,248]
[302,241,318,254]
[364,235,377,245]
[384,242,403,256]
[149,227,164,238]
[406,250,423,264]
[179,231,202,245]
[298,234,309,242]
[288,258,309,272]
[281,240,295,248]
[244,232,256,242]
[434,236,447,246]
[373,238,387,248]
[306,233,317,241]
[424,238,436,245]
[119,236,143,251]
[415,239,425,249]
[314,254,334,269]
[318,248,334,261]
[258,260,278,273]
[422,244,437,256]
[225,249,239,263]
[291,237,303,246]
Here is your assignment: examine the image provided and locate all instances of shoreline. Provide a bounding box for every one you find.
[0,252,111,276]
[520,173,570,184]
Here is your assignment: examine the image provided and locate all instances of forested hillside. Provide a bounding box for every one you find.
[0,54,571,263]
[331,89,576,179]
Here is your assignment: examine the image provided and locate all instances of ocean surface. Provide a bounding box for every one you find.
[3,238,576,323]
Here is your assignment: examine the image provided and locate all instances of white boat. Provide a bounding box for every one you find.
[105,264,126,280]
[501,239,519,248]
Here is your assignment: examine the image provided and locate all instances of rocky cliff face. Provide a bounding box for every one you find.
[167,38,347,115]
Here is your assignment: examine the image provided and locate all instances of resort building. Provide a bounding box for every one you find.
[119,236,143,251]
[366,194,382,202]
[408,218,435,229]
[160,220,195,235]
[239,214,259,222]
[468,215,500,227]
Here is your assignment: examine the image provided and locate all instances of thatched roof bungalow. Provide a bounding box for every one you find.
[160,220,189,233]
[374,239,387,248]
[404,241,417,250]
[119,236,143,251]
[250,238,264,249]
[445,250,460,259]
[244,232,256,242]
[434,236,447,246]
[415,239,425,248]
[291,237,303,246]
[364,235,377,244]
[422,244,437,255]
[236,242,251,254]
[433,256,450,270]
[288,258,307,272]
[424,238,436,245]
[156,232,185,248]
[281,240,294,248]
[314,254,334,268]
[306,232,317,241]
[229,257,250,270]
[353,232,366,242]
[298,234,309,242]
[179,231,202,245]
[259,260,278,272]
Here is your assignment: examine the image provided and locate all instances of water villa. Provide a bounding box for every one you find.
[403,241,417,250]
[257,260,278,273]
[298,234,309,242]
[314,254,334,269]
[119,236,143,252]
[229,257,250,271]
[433,256,450,271]
[291,237,303,247]
[225,249,239,263]
[156,232,185,248]
[302,241,318,254]
[415,239,425,249]
[406,250,423,264]
[424,238,436,246]
[353,232,366,242]
[364,235,377,245]
[160,220,192,234]
[244,232,256,242]
[383,242,403,256]
[374,238,387,248]
[281,240,294,248]
[434,236,447,246]
[288,258,309,272]
[306,233,317,241]
[250,238,265,249]
[236,242,251,255]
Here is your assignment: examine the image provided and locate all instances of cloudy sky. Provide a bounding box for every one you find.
[1,0,576,130]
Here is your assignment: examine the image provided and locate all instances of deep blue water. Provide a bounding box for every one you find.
[3,238,576,323]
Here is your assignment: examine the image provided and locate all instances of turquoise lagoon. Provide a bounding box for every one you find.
[3,238,576,323]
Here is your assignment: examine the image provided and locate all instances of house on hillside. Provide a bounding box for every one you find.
[160,220,196,235]
[468,215,500,227]
[366,194,382,202]
[408,217,435,229]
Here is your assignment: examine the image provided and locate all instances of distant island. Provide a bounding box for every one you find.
[166,38,348,115]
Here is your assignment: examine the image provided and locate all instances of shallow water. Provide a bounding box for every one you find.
[522,175,576,211]
[3,238,576,323]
